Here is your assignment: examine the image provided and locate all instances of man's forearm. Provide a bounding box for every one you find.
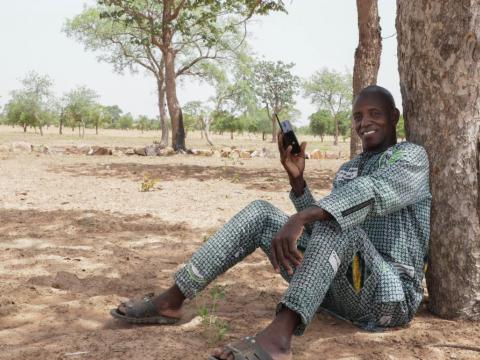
[295,205,333,225]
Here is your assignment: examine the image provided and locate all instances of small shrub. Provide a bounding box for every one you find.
[140,174,159,192]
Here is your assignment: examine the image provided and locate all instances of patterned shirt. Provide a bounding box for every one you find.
[291,141,431,311]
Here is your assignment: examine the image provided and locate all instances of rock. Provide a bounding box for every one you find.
[310,149,324,160]
[76,144,92,154]
[144,145,158,156]
[88,147,112,156]
[213,150,221,157]
[111,149,125,156]
[220,147,232,158]
[134,147,147,156]
[194,149,214,156]
[230,149,240,159]
[239,150,251,159]
[124,148,135,155]
[0,144,11,152]
[159,147,175,156]
[32,145,50,154]
[325,151,339,160]
[11,141,32,153]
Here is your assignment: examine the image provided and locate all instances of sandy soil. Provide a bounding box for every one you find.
[0,128,479,360]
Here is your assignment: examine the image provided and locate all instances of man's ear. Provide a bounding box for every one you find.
[392,108,400,127]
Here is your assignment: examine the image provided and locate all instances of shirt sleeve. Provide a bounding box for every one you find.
[289,184,316,213]
[316,144,430,231]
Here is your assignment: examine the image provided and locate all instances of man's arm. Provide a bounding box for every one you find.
[316,143,430,231]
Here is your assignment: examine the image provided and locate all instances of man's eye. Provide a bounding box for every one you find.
[371,111,381,118]
[353,115,362,122]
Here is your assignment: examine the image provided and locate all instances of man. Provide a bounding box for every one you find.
[111,85,431,360]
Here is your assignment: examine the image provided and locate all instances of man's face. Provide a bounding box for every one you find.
[352,94,398,152]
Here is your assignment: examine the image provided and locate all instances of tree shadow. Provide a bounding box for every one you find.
[48,162,334,192]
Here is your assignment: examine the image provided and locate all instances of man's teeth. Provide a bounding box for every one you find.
[364,130,375,135]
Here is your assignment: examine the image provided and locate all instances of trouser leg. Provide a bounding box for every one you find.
[174,200,309,299]
[279,222,410,335]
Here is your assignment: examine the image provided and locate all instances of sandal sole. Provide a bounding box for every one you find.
[110,309,179,325]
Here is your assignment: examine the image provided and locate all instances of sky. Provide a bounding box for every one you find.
[0,1,399,125]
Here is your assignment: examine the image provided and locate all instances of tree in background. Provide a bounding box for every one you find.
[309,109,332,142]
[211,110,243,140]
[397,0,480,319]
[351,0,382,158]
[118,113,134,130]
[396,114,405,140]
[254,60,300,143]
[89,104,112,134]
[303,68,352,146]
[5,72,55,135]
[104,105,123,128]
[63,86,99,137]
[65,6,169,146]
[183,101,213,145]
[98,0,285,151]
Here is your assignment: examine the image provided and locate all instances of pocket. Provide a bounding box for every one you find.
[374,262,406,304]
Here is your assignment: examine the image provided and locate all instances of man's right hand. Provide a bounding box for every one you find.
[277,131,307,194]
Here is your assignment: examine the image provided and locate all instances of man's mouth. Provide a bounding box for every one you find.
[362,130,376,137]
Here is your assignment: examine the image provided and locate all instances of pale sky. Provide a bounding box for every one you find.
[0,1,399,124]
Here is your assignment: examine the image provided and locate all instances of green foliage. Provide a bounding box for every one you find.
[303,68,352,144]
[254,60,300,115]
[309,109,332,140]
[118,113,134,129]
[140,174,159,192]
[211,110,243,138]
[397,114,406,139]
[197,286,229,344]
[4,71,55,133]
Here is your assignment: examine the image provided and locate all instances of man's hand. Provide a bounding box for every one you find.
[277,131,307,181]
[270,214,305,275]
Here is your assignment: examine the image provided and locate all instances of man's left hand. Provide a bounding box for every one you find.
[270,214,305,275]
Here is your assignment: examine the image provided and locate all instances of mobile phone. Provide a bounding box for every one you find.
[275,114,301,154]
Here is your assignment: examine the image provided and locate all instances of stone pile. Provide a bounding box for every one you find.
[0,141,348,160]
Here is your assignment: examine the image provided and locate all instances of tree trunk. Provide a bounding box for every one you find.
[230,130,234,140]
[200,116,213,146]
[351,0,382,159]
[157,79,169,147]
[96,122,99,135]
[38,125,43,136]
[262,132,266,141]
[163,50,185,151]
[59,114,63,135]
[334,116,339,146]
[23,124,27,133]
[397,0,480,319]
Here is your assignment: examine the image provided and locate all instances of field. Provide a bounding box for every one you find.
[0,126,478,360]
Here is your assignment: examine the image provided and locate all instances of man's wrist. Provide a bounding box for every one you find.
[296,206,333,225]
[290,176,306,197]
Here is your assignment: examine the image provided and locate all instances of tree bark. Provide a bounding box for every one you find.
[333,115,339,146]
[397,0,480,319]
[157,79,169,147]
[59,114,63,135]
[351,0,382,159]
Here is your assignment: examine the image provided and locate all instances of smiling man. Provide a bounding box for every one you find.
[110,86,431,360]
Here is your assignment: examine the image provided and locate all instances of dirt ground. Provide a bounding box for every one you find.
[0,127,479,360]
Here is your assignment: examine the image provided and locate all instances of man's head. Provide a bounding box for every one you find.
[352,85,400,153]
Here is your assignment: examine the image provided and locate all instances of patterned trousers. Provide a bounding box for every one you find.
[175,200,412,335]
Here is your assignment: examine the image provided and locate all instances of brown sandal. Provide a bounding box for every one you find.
[208,336,273,360]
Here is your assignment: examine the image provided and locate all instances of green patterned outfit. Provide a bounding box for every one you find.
[175,141,431,335]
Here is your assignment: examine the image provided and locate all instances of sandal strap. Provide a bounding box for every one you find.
[122,295,159,318]
[225,337,273,360]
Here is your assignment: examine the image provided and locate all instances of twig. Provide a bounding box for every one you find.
[430,343,480,352]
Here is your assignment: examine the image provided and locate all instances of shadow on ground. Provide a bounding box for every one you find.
[48,162,334,192]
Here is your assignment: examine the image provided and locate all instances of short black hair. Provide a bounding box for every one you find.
[356,85,396,111]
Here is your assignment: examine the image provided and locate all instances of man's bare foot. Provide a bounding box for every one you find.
[211,308,298,360]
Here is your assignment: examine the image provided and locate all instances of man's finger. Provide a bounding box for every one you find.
[288,240,303,265]
[281,237,298,266]
[270,239,280,273]
[300,141,307,155]
[276,243,292,275]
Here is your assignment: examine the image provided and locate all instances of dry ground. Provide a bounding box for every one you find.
[0,127,479,360]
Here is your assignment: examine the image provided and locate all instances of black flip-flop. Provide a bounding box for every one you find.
[208,336,273,360]
[110,293,180,325]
